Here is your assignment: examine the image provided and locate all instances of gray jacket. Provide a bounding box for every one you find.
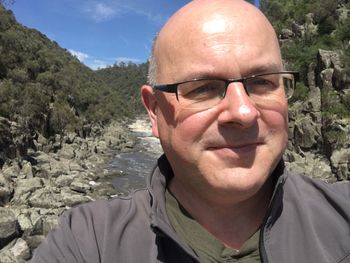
[31,155,350,263]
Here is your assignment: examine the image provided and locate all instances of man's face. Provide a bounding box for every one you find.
[145,5,288,202]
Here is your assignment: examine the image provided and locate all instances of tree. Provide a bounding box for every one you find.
[0,0,15,7]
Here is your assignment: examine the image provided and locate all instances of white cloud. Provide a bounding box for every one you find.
[84,2,119,22]
[69,49,89,62]
[82,1,164,24]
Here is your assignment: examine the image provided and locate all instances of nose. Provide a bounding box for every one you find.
[217,82,260,127]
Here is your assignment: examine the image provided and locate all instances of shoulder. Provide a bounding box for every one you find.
[283,171,350,216]
[31,189,153,262]
[285,171,350,199]
[64,188,152,228]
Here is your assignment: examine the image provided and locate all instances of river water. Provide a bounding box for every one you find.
[108,118,163,195]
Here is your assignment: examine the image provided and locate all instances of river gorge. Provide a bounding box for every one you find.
[107,118,162,195]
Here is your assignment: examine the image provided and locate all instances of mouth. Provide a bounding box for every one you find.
[207,142,263,156]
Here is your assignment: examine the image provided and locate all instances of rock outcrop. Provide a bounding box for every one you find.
[285,49,350,182]
[0,120,135,261]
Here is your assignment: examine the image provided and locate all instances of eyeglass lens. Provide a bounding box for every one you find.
[176,73,295,110]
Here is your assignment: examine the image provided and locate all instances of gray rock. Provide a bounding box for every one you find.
[317,49,341,70]
[291,21,305,38]
[12,178,43,205]
[28,188,64,209]
[280,28,294,39]
[285,151,335,183]
[0,251,18,263]
[63,132,78,144]
[68,160,83,172]
[61,189,92,207]
[331,149,350,180]
[333,65,350,91]
[0,175,13,205]
[0,208,19,247]
[55,174,76,188]
[23,235,45,251]
[20,161,33,179]
[320,68,334,90]
[8,238,30,261]
[59,144,75,159]
[331,149,350,165]
[17,209,42,236]
[70,179,91,194]
[294,116,319,149]
[2,164,20,180]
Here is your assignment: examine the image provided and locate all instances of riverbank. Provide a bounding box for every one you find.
[0,119,137,262]
[108,118,162,195]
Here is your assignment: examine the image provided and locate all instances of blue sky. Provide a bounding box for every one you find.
[9,0,260,70]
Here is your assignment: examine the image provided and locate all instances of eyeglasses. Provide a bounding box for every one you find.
[153,71,299,110]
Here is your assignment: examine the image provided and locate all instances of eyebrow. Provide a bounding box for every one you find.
[178,63,283,82]
[246,64,283,75]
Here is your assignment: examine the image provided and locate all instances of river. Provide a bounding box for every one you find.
[107,118,163,195]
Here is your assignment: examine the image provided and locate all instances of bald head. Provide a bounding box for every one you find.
[148,0,281,85]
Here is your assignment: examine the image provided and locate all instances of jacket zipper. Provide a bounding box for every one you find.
[259,175,285,263]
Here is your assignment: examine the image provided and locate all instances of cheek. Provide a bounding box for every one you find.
[258,99,288,127]
[174,108,218,144]
[259,102,289,147]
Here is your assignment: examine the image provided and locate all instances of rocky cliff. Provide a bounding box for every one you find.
[282,8,350,181]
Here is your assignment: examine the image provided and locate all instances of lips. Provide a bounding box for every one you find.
[207,141,263,155]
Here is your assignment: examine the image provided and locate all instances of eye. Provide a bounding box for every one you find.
[179,80,225,100]
[245,76,279,95]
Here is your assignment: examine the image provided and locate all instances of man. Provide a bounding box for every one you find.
[31,0,350,262]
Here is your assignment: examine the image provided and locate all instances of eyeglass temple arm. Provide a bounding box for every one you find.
[153,84,177,93]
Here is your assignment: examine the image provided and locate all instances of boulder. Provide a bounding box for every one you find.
[28,187,64,209]
[284,151,335,183]
[280,28,295,39]
[70,179,91,194]
[55,174,76,188]
[293,116,319,149]
[12,178,43,205]
[20,161,33,178]
[58,144,75,159]
[333,65,350,91]
[8,238,30,261]
[0,208,20,249]
[317,49,342,71]
[0,175,13,205]
[61,189,92,207]
[16,209,42,236]
[331,149,350,180]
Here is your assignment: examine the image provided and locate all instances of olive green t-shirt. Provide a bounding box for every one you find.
[165,190,261,263]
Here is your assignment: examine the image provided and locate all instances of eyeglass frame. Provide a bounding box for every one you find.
[153,71,300,101]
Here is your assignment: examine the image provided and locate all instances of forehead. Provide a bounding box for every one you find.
[155,6,281,83]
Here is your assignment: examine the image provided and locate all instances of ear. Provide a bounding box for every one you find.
[141,85,159,138]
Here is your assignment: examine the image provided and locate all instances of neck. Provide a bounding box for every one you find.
[168,177,273,249]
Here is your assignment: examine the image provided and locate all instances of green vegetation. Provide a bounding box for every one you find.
[0,5,142,138]
[95,62,148,117]
[261,0,350,79]
[261,0,350,123]
[0,1,349,143]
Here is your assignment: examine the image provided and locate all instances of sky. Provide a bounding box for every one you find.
[9,0,260,70]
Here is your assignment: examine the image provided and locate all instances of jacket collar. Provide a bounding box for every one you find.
[146,154,287,257]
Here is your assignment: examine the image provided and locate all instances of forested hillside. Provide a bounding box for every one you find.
[95,62,148,116]
[261,0,350,110]
[0,4,135,139]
